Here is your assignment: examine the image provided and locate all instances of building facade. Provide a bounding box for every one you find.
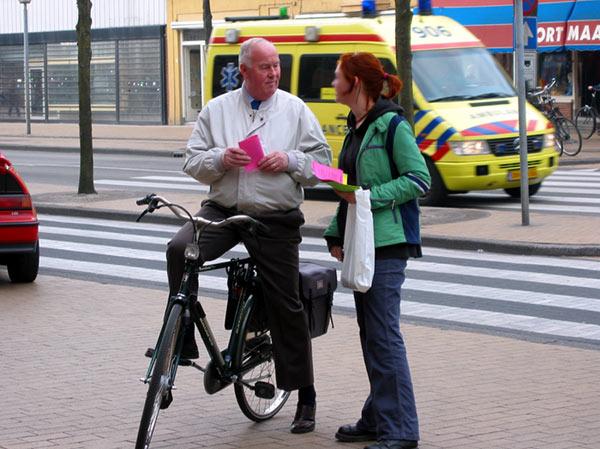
[6,0,594,125]
[0,0,167,123]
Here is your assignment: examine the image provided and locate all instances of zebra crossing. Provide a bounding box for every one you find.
[457,167,600,215]
[38,214,600,346]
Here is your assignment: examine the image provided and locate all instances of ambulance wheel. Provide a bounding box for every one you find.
[419,158,447,207]
[504,182,542,198]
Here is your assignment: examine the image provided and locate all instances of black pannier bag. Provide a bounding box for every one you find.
[299,262,337,338]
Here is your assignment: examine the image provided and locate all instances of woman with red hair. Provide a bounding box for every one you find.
[324,52,431,449]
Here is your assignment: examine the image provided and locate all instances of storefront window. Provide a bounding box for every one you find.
[1,33,164,124]
[538,52,572,96]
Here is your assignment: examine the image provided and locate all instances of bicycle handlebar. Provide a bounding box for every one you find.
[529,77,557,98]
[135,193,269,233]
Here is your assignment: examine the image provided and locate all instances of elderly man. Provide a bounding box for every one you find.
[166,37,331,433]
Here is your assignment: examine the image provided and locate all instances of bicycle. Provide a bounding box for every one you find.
[575,83,600,140]
[528,78,582,157]
[134,193,290,449]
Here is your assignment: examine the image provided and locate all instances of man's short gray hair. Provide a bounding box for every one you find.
[239,37,272,67]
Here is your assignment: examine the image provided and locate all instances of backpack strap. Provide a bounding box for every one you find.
[385,113,405,179]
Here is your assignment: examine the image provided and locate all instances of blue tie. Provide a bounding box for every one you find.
[250,99,261,110]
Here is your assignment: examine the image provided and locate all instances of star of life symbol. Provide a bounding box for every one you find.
[220,63,240,91]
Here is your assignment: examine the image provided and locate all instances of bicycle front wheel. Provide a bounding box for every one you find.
[555,116,582,156]
[233,296,290,422]
[575,107,597,140]
[136,303,183,449]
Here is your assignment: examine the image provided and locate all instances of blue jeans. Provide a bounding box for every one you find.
[354,258,419,441]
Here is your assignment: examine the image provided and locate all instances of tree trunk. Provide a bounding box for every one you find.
[76,0,96,194]
[203,0,213,45]
[395,0,414,128]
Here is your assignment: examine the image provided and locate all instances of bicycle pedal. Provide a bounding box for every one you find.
[254,381,275,399]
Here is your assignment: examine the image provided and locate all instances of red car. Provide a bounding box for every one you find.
[0,152,39,283]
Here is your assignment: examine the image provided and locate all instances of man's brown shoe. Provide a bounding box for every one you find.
[290,403,316,434]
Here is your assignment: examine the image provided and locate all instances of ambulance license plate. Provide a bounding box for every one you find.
[507,168,538,182]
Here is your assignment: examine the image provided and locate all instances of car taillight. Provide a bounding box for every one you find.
[0,194,32,210]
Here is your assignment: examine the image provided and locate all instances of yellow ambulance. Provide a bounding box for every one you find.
[204,10,558,205]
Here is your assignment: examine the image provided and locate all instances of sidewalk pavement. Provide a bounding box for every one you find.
[2,122,600,256]
[2,275,600,449]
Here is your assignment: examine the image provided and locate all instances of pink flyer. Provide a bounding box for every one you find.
[238,134,265,172]
[311,160,344,184]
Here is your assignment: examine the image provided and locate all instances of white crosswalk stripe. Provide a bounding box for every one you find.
[95,179,209,192]
[37,214,600,345]
[457,168,600,215]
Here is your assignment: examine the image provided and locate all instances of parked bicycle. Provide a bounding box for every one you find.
[134,193,290,449]
[528,78,582,156]
[575,83,600,140]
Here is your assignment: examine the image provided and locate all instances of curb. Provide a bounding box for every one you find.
[35,203,600,257]
[559,157,600,166]
[421,235,600,257]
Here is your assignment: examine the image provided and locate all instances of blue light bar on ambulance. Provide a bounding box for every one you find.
[418,0,432,15]
[361,0,376,17]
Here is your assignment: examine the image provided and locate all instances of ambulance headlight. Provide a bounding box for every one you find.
[543,133,555,149]
[450,141,491,155]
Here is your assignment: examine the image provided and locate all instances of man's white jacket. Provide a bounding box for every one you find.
[184,87,332,214]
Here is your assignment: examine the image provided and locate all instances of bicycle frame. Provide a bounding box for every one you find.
[142,256,260,394]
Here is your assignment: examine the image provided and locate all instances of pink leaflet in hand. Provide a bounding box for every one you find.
[311,160,344,184]
[238,134,265,172]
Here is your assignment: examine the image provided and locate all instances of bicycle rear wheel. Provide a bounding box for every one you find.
[136,303,183,449]
[575,107,597,140]
[233,296,290,422]
[555,116,582,156]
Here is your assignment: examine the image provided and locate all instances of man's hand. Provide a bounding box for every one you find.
[333,190,356,203]
[330,246,343,262]
[223,147,251,169]
[258,151,288,173]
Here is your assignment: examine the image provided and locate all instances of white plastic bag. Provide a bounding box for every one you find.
[341,188,375,293]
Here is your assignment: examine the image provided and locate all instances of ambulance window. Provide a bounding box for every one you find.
[298,54,339,102]
[213,56,241,98]
[212,54,292,98]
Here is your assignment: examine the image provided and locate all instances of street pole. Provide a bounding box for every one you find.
[19,0,32,135]
[514,0,530,225]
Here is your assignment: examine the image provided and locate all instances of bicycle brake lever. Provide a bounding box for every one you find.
[147,199,160,213]
[136,209,149,222]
